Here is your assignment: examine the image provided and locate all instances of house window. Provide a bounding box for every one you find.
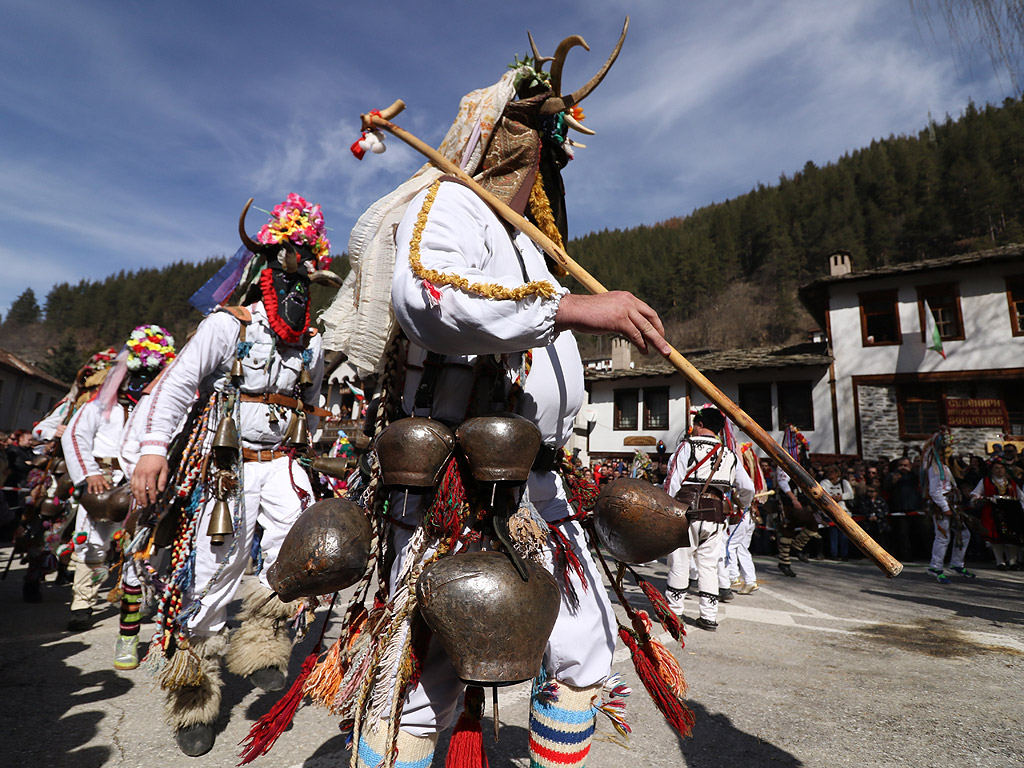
[777,381,814,431]
[1007,275,1024,336]
[32,391,44,411]
[643,387,669,430]
[614,388,639,430]
[859,290,901,346]
[898,384,944,438]
[738,383,773,431]
[1003,381,1024,437]
[917,283,964,341]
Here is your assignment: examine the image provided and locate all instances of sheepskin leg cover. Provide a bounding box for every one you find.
[225,578,298,678]
[164,631,228,731]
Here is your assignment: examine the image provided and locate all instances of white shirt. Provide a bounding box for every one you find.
[33,398,70,441]
[62,399,128,486]
[664,435,755,509]
[139,301,324,457]
[926,463,956,512]
[819,477,855,514]
[391,181,580,512]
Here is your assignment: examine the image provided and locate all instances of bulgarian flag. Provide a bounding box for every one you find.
[923,299,946,359]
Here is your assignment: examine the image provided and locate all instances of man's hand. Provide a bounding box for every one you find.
[790,495,803,510]
[555,292,670,356]
[132,455,169,506]
[85,474,111,495]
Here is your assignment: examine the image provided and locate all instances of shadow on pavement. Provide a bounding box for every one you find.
[677,701,803,767]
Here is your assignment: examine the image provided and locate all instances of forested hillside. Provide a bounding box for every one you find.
[569,95,1024,347]
[6,94,1024,379]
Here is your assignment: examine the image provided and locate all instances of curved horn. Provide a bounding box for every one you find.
[549,35,589,99]
[238,198,262,253]
[563,112,595,136]
[527,30,554,68]
[540,17,629,115]
[310,269,344,289]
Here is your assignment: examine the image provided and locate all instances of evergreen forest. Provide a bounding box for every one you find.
[6,94,1024,381]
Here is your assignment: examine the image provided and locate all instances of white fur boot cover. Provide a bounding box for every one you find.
[225,578,298,678]
[164,630,228,730]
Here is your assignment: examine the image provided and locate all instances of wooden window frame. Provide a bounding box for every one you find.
[1006,274,1024,337]
[916,282,965,342]
[613,388,640,431]
[777,380,815,432]
[896,384,945,440]
[738,382,774,431]
[642,386,670,430]
[858,289,902,347]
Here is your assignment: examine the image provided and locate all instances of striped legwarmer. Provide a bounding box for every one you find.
[119,583,143,637]
[356,722,437,768]
[529,680,600,768]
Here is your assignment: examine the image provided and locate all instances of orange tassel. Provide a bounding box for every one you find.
[303,636,344,709]
[445,686,488,768]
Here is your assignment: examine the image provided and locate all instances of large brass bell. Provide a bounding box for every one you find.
[309,455,354,479]
[283,409,310,447]
[230,357,244,380]
[593,478,691,564]
[417,551,560,686]
[267,498,372,601]
[375,418,455,488]
[456,413,542,484]
[206,499,234,546]
[213,415,240,453]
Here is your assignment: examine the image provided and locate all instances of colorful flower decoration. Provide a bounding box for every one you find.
[79,346,119,382]
[126,325,176,372]
[256,193,332,269]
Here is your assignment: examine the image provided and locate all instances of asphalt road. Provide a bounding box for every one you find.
[2,546,1022,768]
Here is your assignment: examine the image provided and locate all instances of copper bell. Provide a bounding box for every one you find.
[416,551,560,686]
[213,415,240,453]
[206,499,234,545]
[593,478,691,564]
[230,357,244,380]
[374,417,455,488]
[298,366,314,388]
[456,413,542,484]
[309,455,354,478]
[284,409,310,447]
[267,498,372,601]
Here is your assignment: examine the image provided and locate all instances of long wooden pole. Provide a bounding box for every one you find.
[362,101,902,577]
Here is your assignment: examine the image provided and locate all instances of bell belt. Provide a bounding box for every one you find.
[238,392,331,419]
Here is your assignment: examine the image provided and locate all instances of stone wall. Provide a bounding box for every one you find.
[857,382,1002,460]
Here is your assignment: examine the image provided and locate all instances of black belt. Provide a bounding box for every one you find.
[532,444,560,473]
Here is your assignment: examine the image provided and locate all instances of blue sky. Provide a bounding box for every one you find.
[0,0,1015,318]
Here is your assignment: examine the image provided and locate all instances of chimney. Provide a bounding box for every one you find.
[610,336,632,370]
[829,250,852,276]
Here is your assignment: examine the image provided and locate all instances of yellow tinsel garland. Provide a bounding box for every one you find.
[408,180,559,301]
[527,172,568,276]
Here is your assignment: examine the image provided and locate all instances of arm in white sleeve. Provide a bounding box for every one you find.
[927,466,950,511]
[775,468,793,495]
[61,400,102,485]
[392,183,566,356]
[841,480,855,502]
[33,398,69,441]
[969,479,985,501]
[140,312,237,457]
[732,460,756,509]
[664,442,693,498]
[302,334,325,434]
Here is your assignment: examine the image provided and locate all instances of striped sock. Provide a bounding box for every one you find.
[356,721,437,768]
[119,583,143,637]
[529,680,600,768]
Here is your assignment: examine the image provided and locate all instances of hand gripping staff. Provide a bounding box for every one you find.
[359,101,902,578]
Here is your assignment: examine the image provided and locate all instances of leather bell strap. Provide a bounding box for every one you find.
[241,448,290,462]
[238,392,331,419]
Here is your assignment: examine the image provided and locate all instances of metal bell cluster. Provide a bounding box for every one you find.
[207,414,240,545]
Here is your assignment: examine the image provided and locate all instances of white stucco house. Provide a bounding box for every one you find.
[578,244,1024,464]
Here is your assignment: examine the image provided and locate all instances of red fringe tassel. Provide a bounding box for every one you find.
[237,650,318,764]
[618,621,694,738]
[445,686,488,768]
[636,575,686,644]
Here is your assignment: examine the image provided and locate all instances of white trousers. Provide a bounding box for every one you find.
[930,515,970,571]
[185,456,311,636]
[72,501,119,565]
[725,513,757,585]
[392,502,617,737]
[666,519,726,622]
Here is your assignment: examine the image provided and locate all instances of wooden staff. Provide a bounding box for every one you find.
[361,101,902,577]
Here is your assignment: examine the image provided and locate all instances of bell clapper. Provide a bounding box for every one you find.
[492,685,500,742]
[403,488,409,518]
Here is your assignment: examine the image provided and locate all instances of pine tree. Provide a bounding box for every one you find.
[5,288,41,326]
